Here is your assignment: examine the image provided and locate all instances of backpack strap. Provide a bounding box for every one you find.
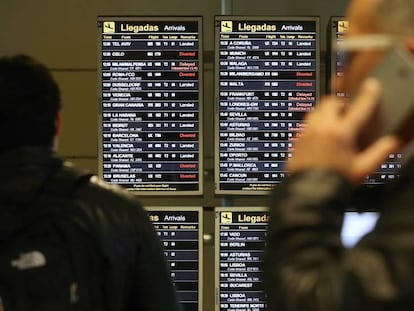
[33,162,104,311]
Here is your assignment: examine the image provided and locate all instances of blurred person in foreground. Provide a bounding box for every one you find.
[0,55,180,311]
[264,0,414,310]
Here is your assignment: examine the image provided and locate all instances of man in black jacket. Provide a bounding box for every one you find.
[264,0,414,310]
[0,55,181,310]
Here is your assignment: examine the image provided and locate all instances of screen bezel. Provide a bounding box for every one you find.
[214,206,269,311]
[146,206,203,311]
[97,16,204,195]
[214,15,321,195]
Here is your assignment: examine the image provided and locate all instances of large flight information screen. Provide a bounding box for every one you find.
[215,207,269,311]
[328,17,348,98]
[215,16,320,194]
[98,17,203,194]
[147,207,203,311]
[329,17,402,185]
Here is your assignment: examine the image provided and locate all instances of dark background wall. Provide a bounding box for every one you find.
[0,1,349,309]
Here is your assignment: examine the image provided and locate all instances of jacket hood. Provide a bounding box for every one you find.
[0,147,61,204]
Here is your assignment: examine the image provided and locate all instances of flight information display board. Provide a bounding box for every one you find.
[327,17,348,97]
[215,16,320,194]
[98,17,203,194]
[328,17,402,185]
[215,207,269,311]
[147,207,203,311]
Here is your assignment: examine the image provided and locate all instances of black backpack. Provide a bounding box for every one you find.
[0,163,104,311]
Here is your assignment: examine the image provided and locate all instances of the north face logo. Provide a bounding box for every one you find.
[11,251,46,270]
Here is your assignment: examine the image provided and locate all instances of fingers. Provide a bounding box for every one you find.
[351,135,403,182]
[344,78,382,135]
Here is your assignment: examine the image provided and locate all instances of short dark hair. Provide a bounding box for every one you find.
[0,54,61,152]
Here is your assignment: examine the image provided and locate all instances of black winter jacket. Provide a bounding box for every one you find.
[264,160,414,311]
[0,147,180,311]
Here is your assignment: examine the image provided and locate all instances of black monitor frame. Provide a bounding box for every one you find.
[214,16,320,195]
[215,206,269,311]
[97,16,204,195]
[146,206,203,311]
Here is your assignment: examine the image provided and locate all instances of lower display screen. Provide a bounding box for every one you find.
[215,207,376,311]
[215,207,269,311]
[147,207,202,311]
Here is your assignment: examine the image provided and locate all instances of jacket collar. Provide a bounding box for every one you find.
[0,147,62,203]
